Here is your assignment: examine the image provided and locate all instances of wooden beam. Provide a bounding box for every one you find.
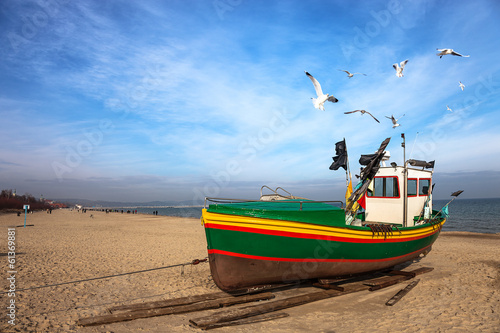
[108,283,300,314]
[190,284,370,329]
[81,266,435,328]
[368,276,408,291]
[78,292,275,327]
[198,312,290,330]
[317,278,345,284]
[409,267,434,275]
[229,283,299,296]
[388,270,417,278]
[109,291,229,313]
[312,283,345,291]
[386,279,420,306]
[364,267,432,290]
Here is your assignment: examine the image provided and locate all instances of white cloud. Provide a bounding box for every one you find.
[1,1,500,201]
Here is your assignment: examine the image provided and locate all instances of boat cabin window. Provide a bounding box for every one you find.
[407,178,417,197]
[368,176,400,198]
[419,178,431,196]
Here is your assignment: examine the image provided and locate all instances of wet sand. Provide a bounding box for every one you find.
[0,209,498,332]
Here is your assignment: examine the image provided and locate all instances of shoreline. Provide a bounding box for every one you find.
[3,208,500,235]
[439,231,500,239]
[0,209,498,332]
[82,205,204,209]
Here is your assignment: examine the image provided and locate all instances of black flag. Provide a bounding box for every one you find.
[359,153,377,166]
[346,137,391,211]
[329,139,347,171]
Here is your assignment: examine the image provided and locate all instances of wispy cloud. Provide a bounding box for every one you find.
[0,0,499,201]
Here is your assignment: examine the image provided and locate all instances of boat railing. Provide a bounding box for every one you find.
[260,185,294,198]
[204,197,344,210]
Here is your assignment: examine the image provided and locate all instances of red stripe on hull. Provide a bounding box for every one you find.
[205,222,437,243]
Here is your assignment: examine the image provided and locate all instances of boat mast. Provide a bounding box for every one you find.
[401,133,407,227]
[345,139,350,188]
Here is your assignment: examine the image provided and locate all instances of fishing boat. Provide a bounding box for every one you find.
[201,136,459,291]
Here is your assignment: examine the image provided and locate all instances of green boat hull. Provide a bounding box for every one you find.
[202,202,445,291]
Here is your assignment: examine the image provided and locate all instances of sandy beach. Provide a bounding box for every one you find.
[1,209,498,332]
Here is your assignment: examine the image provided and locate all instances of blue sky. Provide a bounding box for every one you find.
[1,0,500,203]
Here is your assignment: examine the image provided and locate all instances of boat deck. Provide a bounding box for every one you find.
[206,199,347,227]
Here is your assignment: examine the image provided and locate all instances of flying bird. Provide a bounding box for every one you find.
[338,69,366,78]
[393,60,409,77]
[459,81,465,91]
[385,114,405,128]
[447,105,453,112]
[304,71,339,110]
[344,109,380,123]
[436,48,470,58]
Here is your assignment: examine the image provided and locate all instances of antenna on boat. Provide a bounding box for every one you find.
[402,133,407,226]
[432,190,464,220]
[401,133,406,165]
[344,138,350,188]
[409,132,419,160]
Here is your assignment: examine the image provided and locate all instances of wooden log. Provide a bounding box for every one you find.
[78,292,275,327]
[109,291,229,313]
[368,276,408,291]
[312,283,345,291]
[386,279,420,306]
[318,278,345,284]
[388,270,417,278]
[199,312,290,330]
[190,284,370,329]
[364,267,432,290]
[410,267,434,275]
[229,282,300,296]
[109,283,300,313]
[364,275,408,287]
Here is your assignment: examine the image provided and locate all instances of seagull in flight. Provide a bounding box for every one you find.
[385,114,405,128]
[447,105,453,112]
[304,71,339,110]
[459,81,465,91]
[436,48,470,58]
[338,69,366,78]
[344,109,380,123]
[393,60,409,77]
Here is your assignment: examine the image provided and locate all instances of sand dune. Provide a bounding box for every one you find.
[1,209,498,332]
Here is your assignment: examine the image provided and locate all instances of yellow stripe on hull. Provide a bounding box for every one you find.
[202,210,445,241]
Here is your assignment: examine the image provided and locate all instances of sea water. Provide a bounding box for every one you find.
[434,198,500,234]
[117,198,500,234]
[119,206,204,219]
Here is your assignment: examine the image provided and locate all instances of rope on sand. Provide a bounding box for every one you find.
[1,257,208,294]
